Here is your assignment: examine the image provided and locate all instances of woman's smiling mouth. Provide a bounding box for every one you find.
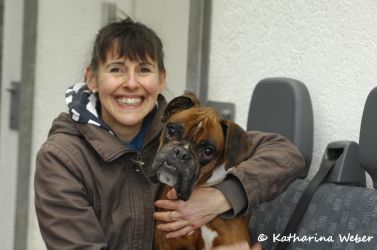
[115,96,144,106]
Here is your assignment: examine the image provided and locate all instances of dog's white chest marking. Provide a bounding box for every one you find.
[203,164,231,186]
[201,225,219,250]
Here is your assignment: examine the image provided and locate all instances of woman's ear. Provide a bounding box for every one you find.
[85,67,97,92]
[159,70,167,92]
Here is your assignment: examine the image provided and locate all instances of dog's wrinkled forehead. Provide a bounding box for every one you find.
[167,107,224,145]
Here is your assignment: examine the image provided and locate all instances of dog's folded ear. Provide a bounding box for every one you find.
[221,120,253,169]
[161,91,201,122]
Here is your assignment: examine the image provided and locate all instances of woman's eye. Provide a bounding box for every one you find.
[139,67,151,73]
[110,67,122,73]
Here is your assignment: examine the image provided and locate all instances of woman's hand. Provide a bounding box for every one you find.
[154,187,231,238]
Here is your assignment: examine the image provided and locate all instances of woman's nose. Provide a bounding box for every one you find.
[122,72,139,89]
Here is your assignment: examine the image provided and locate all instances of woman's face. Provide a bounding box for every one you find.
[87,53,166,141]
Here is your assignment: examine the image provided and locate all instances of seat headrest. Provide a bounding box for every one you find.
[359,87,377,188]
[247,77,314,178]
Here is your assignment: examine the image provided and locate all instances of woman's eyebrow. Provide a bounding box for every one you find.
[104,61,125,69]
[139,61,155,67]
[107,60,125,66]
[105,60,156,68]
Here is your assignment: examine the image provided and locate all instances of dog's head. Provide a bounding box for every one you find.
[151,92,252,200]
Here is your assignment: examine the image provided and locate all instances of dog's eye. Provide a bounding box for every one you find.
[167,125,176,136]
[199,142,217,165]
[165,123,183,140]
[203,147,214,157]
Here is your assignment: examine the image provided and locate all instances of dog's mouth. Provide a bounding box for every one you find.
[151,146,199,201]
[157,162,178,187]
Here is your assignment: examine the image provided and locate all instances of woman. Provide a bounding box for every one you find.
[35,17,304,249]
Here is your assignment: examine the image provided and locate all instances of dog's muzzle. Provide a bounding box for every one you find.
[158,161,178,187]
[151,144,198,200]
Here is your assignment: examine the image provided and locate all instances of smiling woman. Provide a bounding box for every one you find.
[86,56,166,142]
[35,17,171,249]
[84,18,166,142]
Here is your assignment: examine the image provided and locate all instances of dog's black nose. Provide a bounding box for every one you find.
[173,147,191,162]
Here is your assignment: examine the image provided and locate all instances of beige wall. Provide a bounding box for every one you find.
[209,0,377,183]
[0,0,24,249]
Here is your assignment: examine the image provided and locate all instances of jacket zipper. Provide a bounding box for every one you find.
[131,152,152,183]
[131,152,144,171]
[130,151,155,249]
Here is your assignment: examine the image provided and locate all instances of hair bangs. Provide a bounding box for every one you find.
[115,31,158,63]
[90,17,165,72]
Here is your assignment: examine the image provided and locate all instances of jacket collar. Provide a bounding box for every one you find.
[76,94,166,162]
[61,80,167,161]
[65,82,114,134]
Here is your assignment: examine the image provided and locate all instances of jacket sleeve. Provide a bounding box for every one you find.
[35,140,108,250]
[214,131,305,217]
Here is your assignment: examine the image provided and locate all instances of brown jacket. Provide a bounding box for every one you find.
[35,97,305,250]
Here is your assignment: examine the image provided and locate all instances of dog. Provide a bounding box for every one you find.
[151,93,254,250]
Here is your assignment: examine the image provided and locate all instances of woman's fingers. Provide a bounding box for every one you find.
[153,210,182,222]
[154,187,230,238]
[156,218,188,232]
[154,199,184,211]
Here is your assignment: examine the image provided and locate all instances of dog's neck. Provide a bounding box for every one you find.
[200,164,230,187]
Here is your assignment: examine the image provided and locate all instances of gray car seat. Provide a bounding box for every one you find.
[249,86,377,250]
[359,87,377,188]
[247,78,313,178]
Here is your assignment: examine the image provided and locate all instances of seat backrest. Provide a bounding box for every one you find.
[322,141,365,186]
[247,78,314,178]
[249,86,377,250]
[359,87,377,188]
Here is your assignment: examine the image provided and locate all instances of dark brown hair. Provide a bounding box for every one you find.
[89,17,165,72]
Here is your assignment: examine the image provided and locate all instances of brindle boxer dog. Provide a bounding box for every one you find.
[151,93,254,250]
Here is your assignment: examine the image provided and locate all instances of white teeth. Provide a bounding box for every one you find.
[117,97,142,105]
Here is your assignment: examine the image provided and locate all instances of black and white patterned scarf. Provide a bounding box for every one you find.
[65,82,114,135]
